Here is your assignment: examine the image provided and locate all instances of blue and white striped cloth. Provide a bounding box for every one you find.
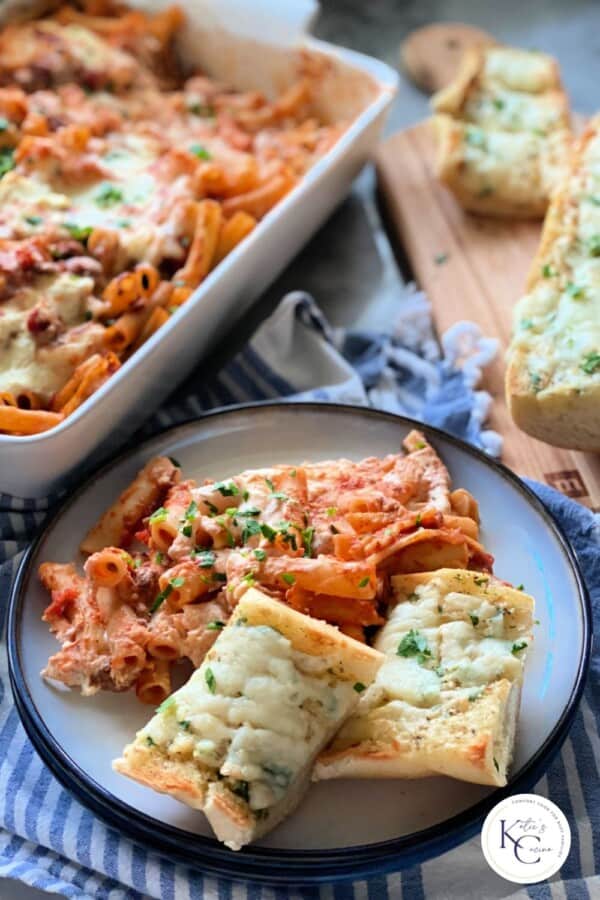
[0,292,598,900]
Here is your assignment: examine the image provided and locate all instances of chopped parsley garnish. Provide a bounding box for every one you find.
[520,318,534,330]
[215,481,239,497]
[0,117,9,132]
[150,576,185,613]
[516,583,525,591]
[353,682,366,693]
[194,549,216,568]
[493,757,500,772]
[281,573,296,586]
[95,183,124,207]
[406,592,419,602]
[414,441,426,449]
[530,372,543,393]
[511,640,528,655]
[242,573,257,586]
[397,629,431,664]
[588,234,600,257]
[146,736,156,747]
[566,281,585,299]
[0,148,15,178]
[541,263,554,278]
[465,127,486,149]
[157,696,175,713]
[260,523,277,542]
[205,500,219,515]
[206,620,225,630]
[358,576,370,588]
[581,351,600,374]
[492,97,505,111]
[242,490,250,501]
[473,576,488,587]
[326,507,337,517]
[237,506,261,517]
[149,506,168,524]
[184,500,198,520]
[179,720,191,731]
[301,526,314,557]
[205,667,216,693]
[469,613,479,626]
[154,552,165,565]
[265,478,275,491]
[415,513,422,527]
[254,548,267,561]
[434,252,448,265]
[189,143,212,160]
[24,215,42,226]
[64,222,93,241]
[241,518,262,544]
[469,689,483,702]
[290,469,297,477]
[181,524,193,538]
[212,572,227,582]
[188,101,215,117]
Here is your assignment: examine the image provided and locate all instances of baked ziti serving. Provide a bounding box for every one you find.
[39,431,494,703]
[0,2,345,435]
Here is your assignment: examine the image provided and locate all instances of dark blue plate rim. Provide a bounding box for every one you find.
[7,401,593,885]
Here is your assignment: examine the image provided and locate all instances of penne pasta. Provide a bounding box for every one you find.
[0,406,63,435]
[135,659,171,705]
[84,547,131,587]
[212,211,256,266]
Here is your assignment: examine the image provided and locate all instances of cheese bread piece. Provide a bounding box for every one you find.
[314,569,534,787]
[431,46,570,218]
[114,588,383,850]
[432,116,570,217]
[506,117,600,450]
[433,47,564,117]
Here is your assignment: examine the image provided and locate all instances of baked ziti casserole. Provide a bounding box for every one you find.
[0,1,345,435]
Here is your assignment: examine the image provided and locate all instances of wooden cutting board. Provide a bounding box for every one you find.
[375,121,600,511]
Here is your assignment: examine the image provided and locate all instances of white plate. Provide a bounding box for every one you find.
[8,404,591,884]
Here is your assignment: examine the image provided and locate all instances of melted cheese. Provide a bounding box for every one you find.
[0,273,96,397]
[141,622,356,811]
[482,48,559,94]
[511,129,600,391]
[464,89,565,134]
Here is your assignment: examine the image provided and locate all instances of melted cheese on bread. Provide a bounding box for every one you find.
[314,569,534,787]
[431,45,570,217]
[506,116,600,450]
[114,588,383,850]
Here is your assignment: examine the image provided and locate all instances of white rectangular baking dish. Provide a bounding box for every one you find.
[0,0,397,497]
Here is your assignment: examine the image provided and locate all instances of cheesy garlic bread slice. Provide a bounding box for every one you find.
[506,116,600,450]
[114,588,383,850]
[431,46,571,218]
[315,570,534,787]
